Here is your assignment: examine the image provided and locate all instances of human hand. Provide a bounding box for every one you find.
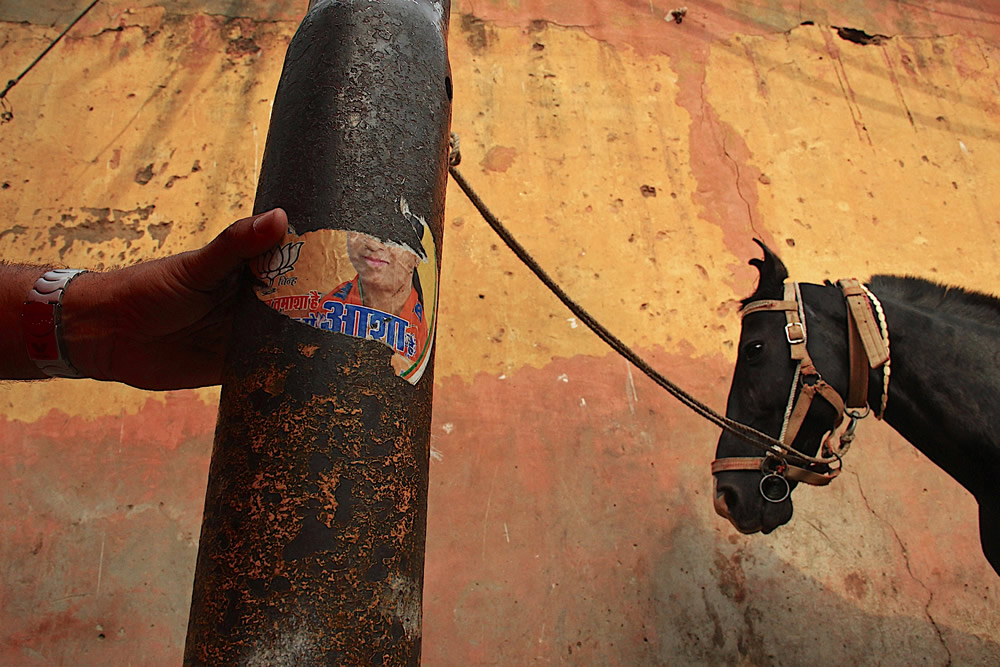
[63,208,288,390]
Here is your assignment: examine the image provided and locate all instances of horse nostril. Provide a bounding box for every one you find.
[714,484,740,518]
[722,487,739,511]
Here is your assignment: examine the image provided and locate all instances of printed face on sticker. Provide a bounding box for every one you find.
[252,202,437,385]
[346,231,421,315]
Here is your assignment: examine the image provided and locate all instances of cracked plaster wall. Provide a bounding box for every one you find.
[1,0,998,664]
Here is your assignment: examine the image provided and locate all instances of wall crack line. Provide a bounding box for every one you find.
[695,76,759,238]
[849,470,952,665]
[721,132,758,237]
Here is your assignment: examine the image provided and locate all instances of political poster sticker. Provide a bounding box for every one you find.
[253,201,438,385]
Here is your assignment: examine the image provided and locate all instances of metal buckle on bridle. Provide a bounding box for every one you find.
[784,322,805,345]
[759,456,791,503]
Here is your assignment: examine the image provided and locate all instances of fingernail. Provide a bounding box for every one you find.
[252,209,275,234]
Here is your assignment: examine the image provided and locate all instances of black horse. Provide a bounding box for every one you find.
[713,240,1000,575]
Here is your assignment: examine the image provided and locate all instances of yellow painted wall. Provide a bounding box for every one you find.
[1,1,998,663]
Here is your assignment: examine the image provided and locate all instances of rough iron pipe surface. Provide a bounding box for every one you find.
[184,1,451,663]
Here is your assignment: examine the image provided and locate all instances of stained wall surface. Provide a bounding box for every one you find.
[1,0,998,664]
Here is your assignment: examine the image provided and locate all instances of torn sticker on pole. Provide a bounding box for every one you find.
[253,196,439,385]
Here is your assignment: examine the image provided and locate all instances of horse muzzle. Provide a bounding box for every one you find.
[713,474,792,534]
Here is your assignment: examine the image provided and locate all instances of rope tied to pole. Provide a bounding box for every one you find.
[448,131,462,167]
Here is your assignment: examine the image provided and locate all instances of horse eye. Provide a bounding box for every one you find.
[742,340,765,362]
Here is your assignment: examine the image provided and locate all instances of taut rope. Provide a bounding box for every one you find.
[1,0,102,123]
[446,134,830,463]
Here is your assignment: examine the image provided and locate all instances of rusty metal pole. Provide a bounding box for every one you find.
[184,0,451,663]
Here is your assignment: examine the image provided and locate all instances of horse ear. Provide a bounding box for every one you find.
[748,238,789,288]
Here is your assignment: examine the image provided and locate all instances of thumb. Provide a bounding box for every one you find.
[180,208,288,289]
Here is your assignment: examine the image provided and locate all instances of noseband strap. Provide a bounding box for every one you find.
[712,279,890,489]
[710,456,840,486]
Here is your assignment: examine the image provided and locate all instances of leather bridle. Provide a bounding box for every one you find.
[711,279,890,502]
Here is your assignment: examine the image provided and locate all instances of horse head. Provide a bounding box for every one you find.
[713,240,854,534]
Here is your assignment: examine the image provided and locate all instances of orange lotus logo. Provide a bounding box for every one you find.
[256,241,303,287]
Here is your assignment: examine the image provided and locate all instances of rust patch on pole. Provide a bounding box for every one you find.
[184,1,451,664]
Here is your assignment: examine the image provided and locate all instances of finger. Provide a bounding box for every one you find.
[180,208,288,289]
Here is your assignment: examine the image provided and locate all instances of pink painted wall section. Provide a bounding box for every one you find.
[1,0,998,663]
[1,395,216,662]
